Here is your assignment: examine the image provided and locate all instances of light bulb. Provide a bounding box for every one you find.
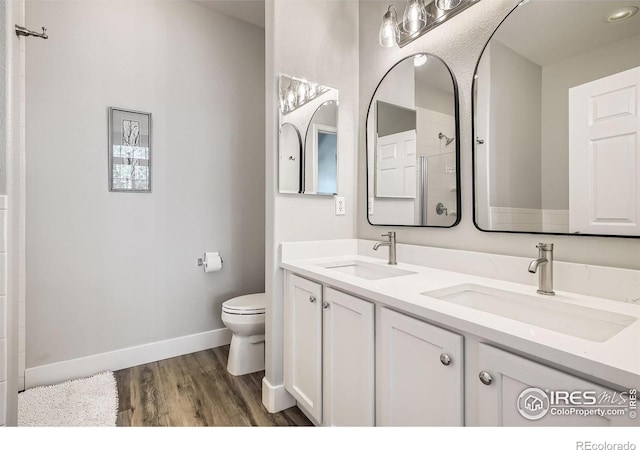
[403,0,427,34]
[308,83,318,98]
[414,54,428,67]
[435,0,462,11]
[285,86,296,110]
[296,82,308,104]
[605,6,638,23]
[379,6,400,48]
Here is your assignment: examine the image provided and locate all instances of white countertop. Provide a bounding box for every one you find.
[281,253,640,389]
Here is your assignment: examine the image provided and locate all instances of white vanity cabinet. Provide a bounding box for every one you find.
[323,288,375,426]
[377,307,464,426]
[476,344,634,426]
[284,274,323,423]
[284,274,375,426]
[283,269,637,427]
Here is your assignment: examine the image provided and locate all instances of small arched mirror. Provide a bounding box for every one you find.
[279,122,303,193]
[305,100,338,195]
[473,0,640,237]
[366,53,460,227]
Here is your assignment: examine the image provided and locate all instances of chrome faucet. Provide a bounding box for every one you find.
[373,232,397,265]
[528,243,555,296]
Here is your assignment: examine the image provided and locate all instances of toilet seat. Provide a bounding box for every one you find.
[222,293,266,315]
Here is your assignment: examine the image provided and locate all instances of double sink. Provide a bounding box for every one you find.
[317,260,636,343]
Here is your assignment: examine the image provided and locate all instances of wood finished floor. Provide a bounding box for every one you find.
[114,346,312,427]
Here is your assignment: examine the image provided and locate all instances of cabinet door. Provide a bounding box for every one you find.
[323,288,375,426]
[284,273,323,423]
[377,307,464,426]
[477,344,635,426]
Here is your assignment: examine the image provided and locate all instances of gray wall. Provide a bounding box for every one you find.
[358,0,640,270]
[377,101,416,137]
[265,0,359,394]
[26,1,265,367]
[489,40,542,209]
[541,34,640,210]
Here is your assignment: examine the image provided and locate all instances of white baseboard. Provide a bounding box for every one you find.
[262,377,296,413]
[25,328,232,389]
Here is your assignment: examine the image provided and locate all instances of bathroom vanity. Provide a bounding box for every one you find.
[280,240,640,427]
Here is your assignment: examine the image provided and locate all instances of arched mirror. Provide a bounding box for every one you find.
[473,0,640,237]
[304,100,338,195]
[279,122,303,193]
[366,53,460,227]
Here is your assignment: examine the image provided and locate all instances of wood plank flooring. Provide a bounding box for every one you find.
[114,346,312,427]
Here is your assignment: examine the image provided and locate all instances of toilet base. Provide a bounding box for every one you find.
[227,334,265,376]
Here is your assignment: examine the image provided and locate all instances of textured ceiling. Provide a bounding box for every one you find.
[495,0,640,66]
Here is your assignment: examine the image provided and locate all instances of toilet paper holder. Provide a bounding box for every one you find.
[197,253,224,267]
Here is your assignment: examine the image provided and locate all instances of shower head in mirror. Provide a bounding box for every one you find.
[439,132,455,146]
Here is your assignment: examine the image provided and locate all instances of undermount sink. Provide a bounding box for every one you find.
[422,284,636,342]
[318,260,416,281]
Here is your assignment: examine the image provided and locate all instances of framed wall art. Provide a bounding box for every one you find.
[108,107,152,192]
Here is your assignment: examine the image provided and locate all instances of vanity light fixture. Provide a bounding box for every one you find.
[605,6,638,23]
[379,6,401,48]
[436,0,462,10]
[379,0,481,48]
[279,76,330,114]
[414,54,428,67]
[403,0,428,33]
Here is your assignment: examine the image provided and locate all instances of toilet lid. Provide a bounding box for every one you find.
[222,293,266,315]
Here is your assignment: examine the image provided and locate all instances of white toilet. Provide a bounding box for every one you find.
[221,293,266,376]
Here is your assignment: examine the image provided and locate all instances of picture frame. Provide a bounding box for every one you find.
[108,107,152,192]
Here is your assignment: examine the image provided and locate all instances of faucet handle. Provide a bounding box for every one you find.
[536,243,554,251]
[382,231,396,238]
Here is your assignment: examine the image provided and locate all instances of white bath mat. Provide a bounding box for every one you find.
[18,372,118,427]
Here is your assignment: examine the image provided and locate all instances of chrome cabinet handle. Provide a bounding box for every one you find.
[323,301,330,309]
[309,295,316,303]
[440,353,452,366]
[479,371,493,385]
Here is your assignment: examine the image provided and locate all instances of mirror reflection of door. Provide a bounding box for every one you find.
[569,67,640,235]
[305,100,338,195]
[367,54,459,227]
[315,127,337,195]
[473,0,640,237]
[375,101,418,210]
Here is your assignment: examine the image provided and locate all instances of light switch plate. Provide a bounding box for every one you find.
[335,196,346,216]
